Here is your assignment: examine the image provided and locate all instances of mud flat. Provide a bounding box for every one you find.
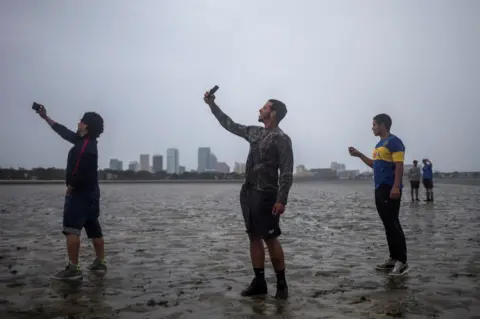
[0,183,479,318]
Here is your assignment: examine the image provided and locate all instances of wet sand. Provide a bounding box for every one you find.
[0,182,479,319]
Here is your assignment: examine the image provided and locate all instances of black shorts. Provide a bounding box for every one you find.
[423,179,434,189]
[240,184,281,240]
[410,181,420,189]
[63,191,103,238]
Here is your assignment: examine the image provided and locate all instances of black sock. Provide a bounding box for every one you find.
[276,269,287,288]
[254,268,265,281]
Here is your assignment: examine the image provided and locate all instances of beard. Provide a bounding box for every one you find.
[258,112,270,123]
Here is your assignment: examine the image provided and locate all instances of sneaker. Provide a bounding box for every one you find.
[389,261,409,276]
[52,264,83,281]
[275,285,288,300]
[241,277,267,297]
[375,258,396,270]
[88,258,107,272]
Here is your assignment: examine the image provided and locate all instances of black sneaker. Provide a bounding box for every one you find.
[241,277,267,297]
[275,284,288,300]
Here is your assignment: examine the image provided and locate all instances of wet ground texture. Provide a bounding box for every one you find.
[0,182,479,318]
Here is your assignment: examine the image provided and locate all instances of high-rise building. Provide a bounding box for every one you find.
[140,154,150,172]
[216,162,230,173]
[197,147,211,172]
[109,159,123,171]
[152,155,163,173]
[166,148,179,174]
[209,153,218,171]
[234,162,246,174]
[128,161,139,171]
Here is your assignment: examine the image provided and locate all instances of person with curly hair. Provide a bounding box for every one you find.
[34,104,106,281]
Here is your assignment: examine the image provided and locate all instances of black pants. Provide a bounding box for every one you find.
[375,184,407,263]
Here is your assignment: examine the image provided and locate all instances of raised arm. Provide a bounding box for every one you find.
[203,92,260,142]
[36,104,80,144]
[50,121,81,144]
[276,135,294,205]
[208,102,259,141]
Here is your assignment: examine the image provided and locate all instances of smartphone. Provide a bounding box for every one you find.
[32,102,42,111]
[208,85,219,97]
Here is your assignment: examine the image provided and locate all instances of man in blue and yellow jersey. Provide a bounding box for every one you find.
[422,158,434,202]
[348,113,409,276]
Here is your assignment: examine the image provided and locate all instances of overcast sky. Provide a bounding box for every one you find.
[1,0,479,172]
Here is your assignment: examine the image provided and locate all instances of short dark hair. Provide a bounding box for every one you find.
[269,99,287,123]
[413,160,418,164]
[81,112,104,139]
[373,113,392,131]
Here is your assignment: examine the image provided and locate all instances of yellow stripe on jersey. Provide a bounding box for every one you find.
[372,146,393,162]
[392,151,405,162]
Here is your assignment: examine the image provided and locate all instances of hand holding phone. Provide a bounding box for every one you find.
[32,102,47,118]
[208,85,219,97]
[204,85,219,105]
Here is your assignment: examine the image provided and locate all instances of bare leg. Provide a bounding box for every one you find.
[66,234,81,264]
[264,238,285,272]
[92,237,105,260]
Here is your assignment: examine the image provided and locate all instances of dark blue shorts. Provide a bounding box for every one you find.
[63,192,103,238]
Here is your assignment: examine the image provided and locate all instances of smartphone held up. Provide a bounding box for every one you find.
[32,102,42,112]
[207,85,219,98]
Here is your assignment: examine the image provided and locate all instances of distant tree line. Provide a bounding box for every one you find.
[0,167,245,181]
[0,167,478,181]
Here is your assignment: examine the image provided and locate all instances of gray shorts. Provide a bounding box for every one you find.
[240,184,281,239]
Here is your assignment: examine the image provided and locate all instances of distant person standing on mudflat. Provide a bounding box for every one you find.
[422,158,434,202]
[348,113,409,276]
[408,160,421,201]
[203,90,293,299]
[34,103,107,280]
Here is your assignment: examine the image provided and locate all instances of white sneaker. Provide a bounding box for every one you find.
[389,261,409,276]
[375,258,396,270]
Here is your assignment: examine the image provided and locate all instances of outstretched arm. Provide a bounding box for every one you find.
[276,135,294,205]
[359,153,374,168]
[37,106,79,144]
[49,120,80,144]
[349,147,374,168]
[209,102,259,142]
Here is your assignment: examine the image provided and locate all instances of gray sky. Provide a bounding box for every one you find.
[1,0,479,172]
